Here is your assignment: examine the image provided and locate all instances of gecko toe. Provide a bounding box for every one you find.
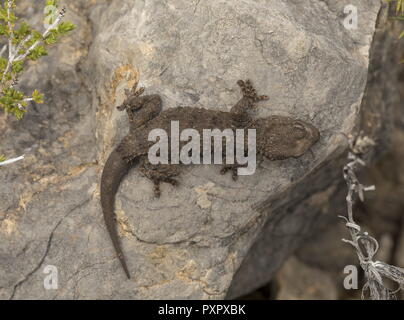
[153,182,161,198]
[165,178,179,187]
[220,165,231,175]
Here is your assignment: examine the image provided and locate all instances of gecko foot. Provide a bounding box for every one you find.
[161,177,179,186]
[117,82,146,111]
[152,178,179,197]
[237,79,269,102]
[220,164,239,181]
[153,181,161,198]
[125,82,145,99]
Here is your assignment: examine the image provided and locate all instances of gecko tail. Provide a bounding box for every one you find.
[100,148,132,279]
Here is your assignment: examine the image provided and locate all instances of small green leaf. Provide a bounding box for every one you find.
[32,89,44,104]
[13,108,26,120]
[397,0,403,14]
[0,23,7,35]
[45,0,59,7]
[4,73,12,81]
[44,29,58,45]
[57,21,75,34]
[0,8,8,22]
[27,45,48,61]
[0,154,6,162]
[12,61,23,74]
[0,57,7,72]
[400,30,404,39]
[44,34,57,45]
[31,30,42,42]
[14,22,31,39]
[0,87,27,119]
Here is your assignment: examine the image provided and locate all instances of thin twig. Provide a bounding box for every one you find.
[340,134,404,300]
[1,6,66,86]
[1,0,14,84]
[14,7,66,62]
[7,0,14,59]
[0,154,24,166]
[0,44,7,57]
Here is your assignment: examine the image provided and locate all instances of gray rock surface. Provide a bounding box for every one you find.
[274,256,339,300]
[0,0,387,299]
[228,1,404,299]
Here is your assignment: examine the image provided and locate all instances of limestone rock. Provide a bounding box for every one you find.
[274,256,339,300]
[0,0,390,299]
[227,0,404,298]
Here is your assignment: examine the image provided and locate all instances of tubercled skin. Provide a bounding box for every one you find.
[100,80,320,278]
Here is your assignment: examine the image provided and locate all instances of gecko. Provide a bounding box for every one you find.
[100,79,320,279]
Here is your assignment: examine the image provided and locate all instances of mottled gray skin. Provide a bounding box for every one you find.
[100,80,320,279]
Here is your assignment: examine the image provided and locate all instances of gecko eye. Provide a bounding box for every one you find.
[117,104,127,111]
[130,98,144,111]
[292,122,307,139]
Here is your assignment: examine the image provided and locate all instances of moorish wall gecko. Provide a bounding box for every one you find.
[100,80,320,279]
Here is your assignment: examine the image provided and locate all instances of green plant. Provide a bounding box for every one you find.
[386,1,404,63]
[0,0,74,120]
[386,1,404,33]
[386,0,404,14]
[0,1,74,166]
[393,0,403,13]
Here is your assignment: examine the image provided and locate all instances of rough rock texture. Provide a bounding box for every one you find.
[0,0,392,299]
[227,0,389,298]
[274,256,339,300]
[238,2,404,300]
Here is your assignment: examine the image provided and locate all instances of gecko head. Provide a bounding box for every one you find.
[255,116,320,160]
[117,85,146,112]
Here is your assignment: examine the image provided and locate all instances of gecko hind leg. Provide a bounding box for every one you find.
[152,177,179,198]
[220,163,247,181]
[139,159,180,197]
[237,79,269,103]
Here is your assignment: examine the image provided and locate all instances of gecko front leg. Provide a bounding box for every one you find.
[220,163,248,181]
[138,156,180,197]
[230,79,269,126]
[220,80,268,179]
[117,83,163,130]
